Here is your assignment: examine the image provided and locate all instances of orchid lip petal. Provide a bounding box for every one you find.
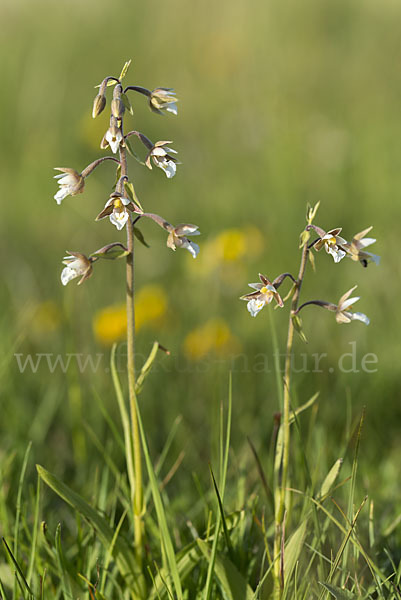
[186,242,200,258]
[351,312,370,325]
[247,298,265,317]
[110,210,129,230]
[61,266,78,286]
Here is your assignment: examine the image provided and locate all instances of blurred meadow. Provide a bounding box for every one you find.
[1,0,401,596]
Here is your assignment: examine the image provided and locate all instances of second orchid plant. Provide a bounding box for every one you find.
[240,202,379,599]
[54,61,200,578]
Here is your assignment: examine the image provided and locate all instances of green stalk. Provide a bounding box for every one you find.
[119,144,144,570]
[273,241,309,597]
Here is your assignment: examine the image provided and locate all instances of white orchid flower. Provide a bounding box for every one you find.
[61,252,92,286]
[54,168,84,205]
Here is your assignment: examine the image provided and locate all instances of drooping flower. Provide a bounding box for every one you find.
[240,273,284,317]
[96,192,141,231]
[342,226,380,267]
[101,117,124,154]
[145,141,178,178]
[167,224,200,258]
[149,88,178,115]
[54,168,85,205]
[309,225,347,263]
[61,252,93,286]
[335,286,370,325]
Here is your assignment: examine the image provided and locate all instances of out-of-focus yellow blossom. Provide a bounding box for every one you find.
[93,285,168,345]
[31,301,62,335]
[183,318,242,361]
[136,285,168,329]
[190,226,264,277]
[217,229,247,262]
[93,304,126,346]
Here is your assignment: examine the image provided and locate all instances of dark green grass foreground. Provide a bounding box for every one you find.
[1,0,401,597]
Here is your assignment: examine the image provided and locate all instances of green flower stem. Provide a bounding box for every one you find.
[120,144,144,569]
[273,240,309,597]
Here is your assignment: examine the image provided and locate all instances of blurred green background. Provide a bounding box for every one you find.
[1,0,400,520]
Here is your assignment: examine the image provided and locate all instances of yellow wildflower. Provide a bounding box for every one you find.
[93,284,168,346]
[191,226,264,276]
[183,318,241,361]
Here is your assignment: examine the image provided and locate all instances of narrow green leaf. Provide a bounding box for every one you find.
[292,314,308,343]
[308,248,316,271]
[36,465,141,594]
[204,376,232,600]
[0,575,9,599]
[209,467,234,560]
[135,342,160,394]
[133,226,150,248]
[110,345,135,502]
[121,92,134,115]
[283,520,307,588]
[2,537,34,597]
[118,59,132,81]
[14,572,27,599]
[91,248,129,260]
[125,139,146,167]
[133,398,183,600]
[307,200,320,224]
[124,179,143,210]
[55,524,73,599]
[113,164,122,187]
[342,410,365,584]
[27,475,41,585]
[319,459,343,499]
[13,442,32,562]
[144,415,182,506]
[197,540,254,600]
[319,582,357,599]
[299,229,311,249]
[289,392,319,425]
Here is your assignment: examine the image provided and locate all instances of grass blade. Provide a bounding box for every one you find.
[26,475,41,585]
[283,519,307,592]
[133,398,183,600]
[197,539,254,600]
[204,375,233,600]
[110,344,135,500]
[2,537,33,597]
[319,582,357,599]
[36,465,141,595]
[55,524,73,599]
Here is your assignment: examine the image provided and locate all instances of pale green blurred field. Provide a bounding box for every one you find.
[1,0,401,518]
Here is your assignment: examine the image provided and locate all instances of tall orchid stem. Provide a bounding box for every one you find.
[119,143,144,568]
[273,240,309,597]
